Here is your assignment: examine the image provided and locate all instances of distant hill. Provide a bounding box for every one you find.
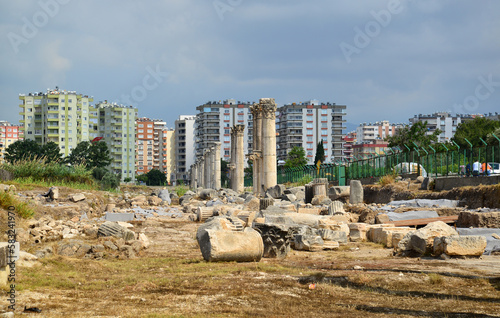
[343,122,358,134]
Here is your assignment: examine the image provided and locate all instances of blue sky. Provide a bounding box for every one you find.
[1,0,499,130]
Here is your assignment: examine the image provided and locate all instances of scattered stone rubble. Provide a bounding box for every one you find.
[2,178,499,268]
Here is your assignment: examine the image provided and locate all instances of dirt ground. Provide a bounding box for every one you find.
[1,184,500,317]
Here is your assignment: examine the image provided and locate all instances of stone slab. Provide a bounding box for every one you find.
[105,212,135,222]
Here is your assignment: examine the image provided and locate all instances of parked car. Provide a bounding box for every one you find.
[488,162,500,174]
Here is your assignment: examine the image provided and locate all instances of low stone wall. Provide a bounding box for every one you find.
[434,175,500,191]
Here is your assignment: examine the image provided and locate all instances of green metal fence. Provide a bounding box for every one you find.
[241,141,500,188]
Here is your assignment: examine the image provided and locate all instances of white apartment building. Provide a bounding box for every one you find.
[276,100,347,164]
[356,120,403,144]
[175,115,196,182]
[409,112,473,143]
[194,99,254,162]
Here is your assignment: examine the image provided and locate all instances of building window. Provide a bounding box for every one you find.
[224,115,230,120]
[139,124,144,128]
[138,134,144,138]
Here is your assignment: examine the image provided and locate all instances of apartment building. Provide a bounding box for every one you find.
[19,87,97,156]
[136,118,175,182]
[175,115,196,182]
[0,121,23,163]
[342,131,356,161]
[409,112,474,143]
[194,99,254,162]
[97,102,137,181]
[356,120,403,144]
[276,100,346,164]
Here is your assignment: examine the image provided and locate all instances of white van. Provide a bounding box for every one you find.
[488,162,500,174]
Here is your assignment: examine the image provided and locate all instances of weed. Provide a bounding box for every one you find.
[175,185,188,197]
[427,273,444,285]
[0,191,34,218]
[378,174,396,186]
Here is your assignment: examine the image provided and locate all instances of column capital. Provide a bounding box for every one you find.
[250,103,263,118]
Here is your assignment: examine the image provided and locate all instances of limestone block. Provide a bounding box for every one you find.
[298,207,321,215]
[138,233,150,249]
[396,221,458,256]
[148,196,163,206]
[282,193,297,202]
[265,184,285,199]
[366,224,394,242]
[318,218,338,230]
[234,211,257,227]
[49,187,59,200]
[197,227,264,262]
[434,235,487,257]
[318,228,348,244]
[370,227,412,248]
[293,234,324,251]
[323,241,340,250]
[158,189,171,205]
[70,193,86,202]
[328,186,350,200]
[392,232,407,249]
[198,189,217,200]
[105,204,116,212]
[349,223,368,242]
[349,180,363,204]
[375,213,391,224]
[105,212,134,222]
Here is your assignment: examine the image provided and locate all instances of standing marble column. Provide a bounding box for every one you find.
[230,127,236,189]
[250,103,263,196]
[191,164,198,189]
[214,143,221,189]
[233,125,245,193]
[261,98,277,191]
[199,158,205,189]
[204,149,210,189]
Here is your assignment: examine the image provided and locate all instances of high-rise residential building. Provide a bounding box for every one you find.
[409,112,473,143]
[175,115,196,182]
[0,121,23,163]
[194,99,254,162]
[342,131,356,161]
[19,87,96,156]
[484,112,500,122]
[356,120,403,144]
[135,117,175,182]
[97,102,137,181]
[276,100,347,164]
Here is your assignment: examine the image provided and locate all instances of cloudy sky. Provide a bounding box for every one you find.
[1,0,499,130]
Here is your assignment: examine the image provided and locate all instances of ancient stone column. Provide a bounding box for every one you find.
[261,98,277,192]
[191,163,198,189]
[232,125,245,193]
[198,158,204,189]
[214,142,221,189]
[204,150,210,189]
[230,126,236,189]
[250,103,262,196]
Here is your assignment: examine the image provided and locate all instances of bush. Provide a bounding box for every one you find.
[100,172,120,190]
[123,177,132,183]
[92,167,108,181]
[0,191,34,219]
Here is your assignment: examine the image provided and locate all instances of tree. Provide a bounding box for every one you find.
[41,142,62,162]
[284,146,307,168]
[146,169,166,186]
[314,141,325,165]
[487,127,500,145]
[67,141,112,169]
[87,141,112,169]
[65,141,91,166]
[4,139,42,163]
[386,121,441,149]
[452,117,500,148]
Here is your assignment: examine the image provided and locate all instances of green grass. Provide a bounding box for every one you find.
[0,190,34,218]
[175,185,189,197]
[1,158,96,187]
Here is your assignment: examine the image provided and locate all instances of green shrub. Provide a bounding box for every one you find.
[0,191,34,219]
[92,167,108,181]
[100,172,120,190]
